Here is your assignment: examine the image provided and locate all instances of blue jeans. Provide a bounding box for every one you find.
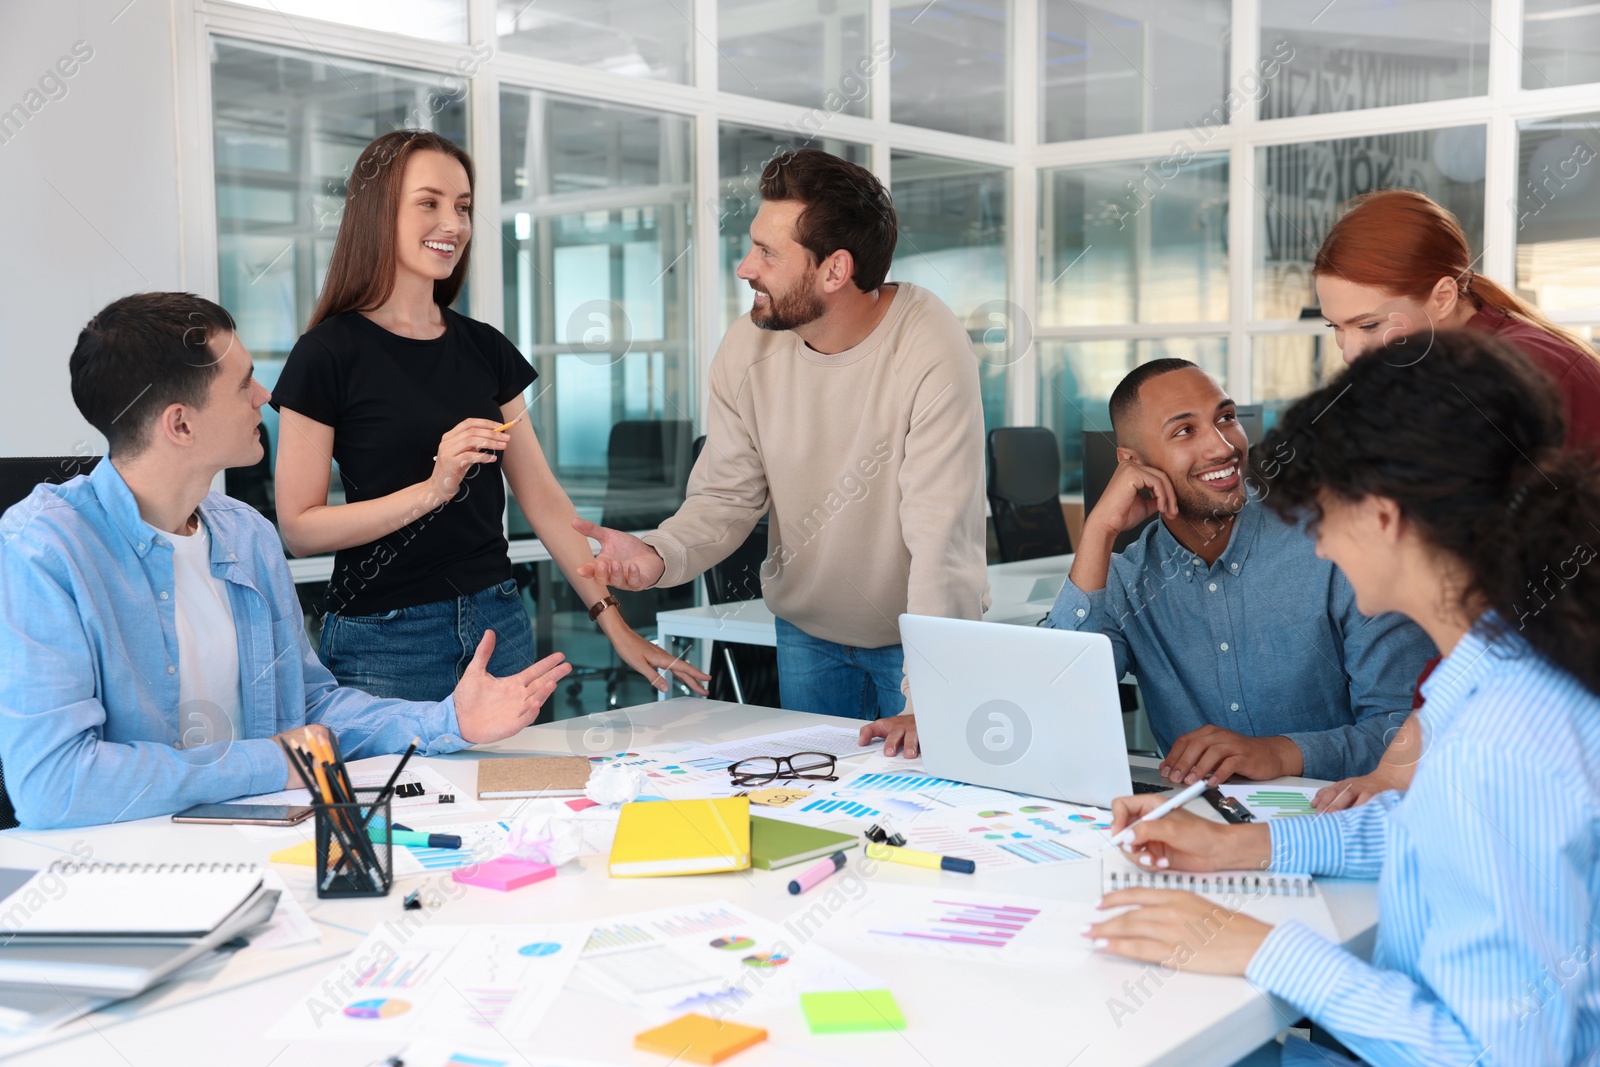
[319,578,537,703]
[774,616,905,721]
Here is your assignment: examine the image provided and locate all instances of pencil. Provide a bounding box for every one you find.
[494,414,524,433]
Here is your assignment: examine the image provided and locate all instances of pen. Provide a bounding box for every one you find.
[788,851,847,895]
[1107,779,1210,847]
[433,418,523,462]
[864,841,975,874]
[360,738,420,832]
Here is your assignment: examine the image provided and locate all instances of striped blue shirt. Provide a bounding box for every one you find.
[1246,616,1600,1066]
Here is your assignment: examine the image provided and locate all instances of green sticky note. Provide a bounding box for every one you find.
[800,989,906,1034]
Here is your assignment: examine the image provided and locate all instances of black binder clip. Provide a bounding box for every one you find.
[394,781,425,799]
[864,823,906,848]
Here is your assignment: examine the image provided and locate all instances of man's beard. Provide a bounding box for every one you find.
[1170,455,1248,542]
[750,274,825,332]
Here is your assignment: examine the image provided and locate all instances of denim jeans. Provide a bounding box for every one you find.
[319,578,537,703]
[774,616,906,721]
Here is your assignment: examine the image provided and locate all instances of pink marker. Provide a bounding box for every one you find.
[789,851,848,895]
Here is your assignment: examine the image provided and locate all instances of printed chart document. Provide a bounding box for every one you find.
[1216,784,1320,820]
[577,899,879,1021]
[270,922,590,1043]
[820,886,1098,971]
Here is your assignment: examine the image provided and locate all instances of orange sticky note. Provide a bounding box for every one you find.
[634,1013,766,1064]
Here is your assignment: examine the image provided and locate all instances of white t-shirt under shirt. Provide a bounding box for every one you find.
[167,516,243,748]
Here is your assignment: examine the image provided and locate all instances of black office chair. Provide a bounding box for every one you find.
[0,455,103,831]
[986,427,1072,563]
[688,435,779,708]
[566,420,697,708]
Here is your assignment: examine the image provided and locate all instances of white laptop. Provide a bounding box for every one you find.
[900,614,1170,808]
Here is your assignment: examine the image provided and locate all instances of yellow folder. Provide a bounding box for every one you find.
[608,798,751,877]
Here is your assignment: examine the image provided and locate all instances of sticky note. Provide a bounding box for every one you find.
[634,1013,766,1063]
[451,856,556,891]
[269,840,322,867]
[800,989,907,1034]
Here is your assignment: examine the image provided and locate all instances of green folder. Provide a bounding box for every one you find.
[801,989,906,1033]
[749,816,858,871]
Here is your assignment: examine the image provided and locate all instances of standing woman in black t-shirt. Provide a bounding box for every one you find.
[271,130,708,704]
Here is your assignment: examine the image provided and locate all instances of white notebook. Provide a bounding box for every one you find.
[1102,858,1338,939]
[2,861,264,939]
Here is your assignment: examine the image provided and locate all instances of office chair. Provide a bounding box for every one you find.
[686,435,779,708]
[986,427,1072,563]
[565,420,696,708]
[0,454,103,831]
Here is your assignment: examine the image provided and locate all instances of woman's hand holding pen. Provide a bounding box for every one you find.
[1108,793,1271,873]
[427,418,511,503]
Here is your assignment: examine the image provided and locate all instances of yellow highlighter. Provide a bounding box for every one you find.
[864,841,976,874]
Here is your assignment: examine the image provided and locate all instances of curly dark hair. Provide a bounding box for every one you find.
[1253,329,1600,696]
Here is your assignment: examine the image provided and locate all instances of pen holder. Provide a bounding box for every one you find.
[314,788,393,899]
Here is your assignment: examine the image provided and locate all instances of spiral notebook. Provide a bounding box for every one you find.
[1,861,264,940]
[1102,858,1338,938]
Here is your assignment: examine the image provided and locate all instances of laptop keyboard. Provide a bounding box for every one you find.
[1131,779,1173,794]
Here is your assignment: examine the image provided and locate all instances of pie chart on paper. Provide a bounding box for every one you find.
[342,998,412,1020]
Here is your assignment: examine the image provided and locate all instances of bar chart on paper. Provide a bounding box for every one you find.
[874,899,1042,947]
[799,797,880,819]
[1217,785,1318,819]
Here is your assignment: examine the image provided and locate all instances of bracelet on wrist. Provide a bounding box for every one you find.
[588,594,620,623]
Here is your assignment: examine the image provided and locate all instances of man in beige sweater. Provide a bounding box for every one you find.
[576,149,986,724]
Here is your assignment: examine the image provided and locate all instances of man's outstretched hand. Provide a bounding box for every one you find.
[860,714,919,758]
[452,631,570,744]
[573,518,666,591]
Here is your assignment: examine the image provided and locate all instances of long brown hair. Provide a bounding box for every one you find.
[1314,189,1593,359]
[308,130,474,329]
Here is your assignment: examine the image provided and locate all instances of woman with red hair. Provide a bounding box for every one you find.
[1310,188,1600,811]
[1315,188,1600,444]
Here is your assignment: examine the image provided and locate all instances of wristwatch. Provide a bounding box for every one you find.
[588,594,620,622]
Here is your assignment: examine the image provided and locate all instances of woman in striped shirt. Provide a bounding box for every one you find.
[1086,329,1600,1066]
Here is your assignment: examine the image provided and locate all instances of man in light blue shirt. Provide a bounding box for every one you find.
[1047,359,1434,784]
[0,293,570,829]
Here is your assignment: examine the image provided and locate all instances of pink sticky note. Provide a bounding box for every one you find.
[565,798,600,811]
[452,856,556,891]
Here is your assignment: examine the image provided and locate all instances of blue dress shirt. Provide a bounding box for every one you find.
[0,460,468,829]
[1044,499,1435,780]
[1248,617,1600,1066]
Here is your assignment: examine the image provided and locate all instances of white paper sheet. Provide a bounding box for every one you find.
[269,922,590,1043]
[577,899,881,1021]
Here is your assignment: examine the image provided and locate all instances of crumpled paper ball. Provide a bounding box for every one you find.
[506,800,620,865]
[585,763,646,806]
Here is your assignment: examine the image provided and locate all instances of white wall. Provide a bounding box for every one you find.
[0,0,184,457]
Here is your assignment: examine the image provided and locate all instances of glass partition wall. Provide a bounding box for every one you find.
[200,0,1600,712]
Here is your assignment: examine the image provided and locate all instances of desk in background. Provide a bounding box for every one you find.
[0,699,1377,1067]
[656,554,1073,674]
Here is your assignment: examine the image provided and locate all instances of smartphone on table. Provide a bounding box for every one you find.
[171,803,314,826]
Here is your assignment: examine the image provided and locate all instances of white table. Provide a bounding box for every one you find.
[656,555,1073,676]
[0,699,1376,1067]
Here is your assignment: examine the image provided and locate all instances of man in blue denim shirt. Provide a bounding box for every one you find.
[0,293,570,829]
[1047,359,1434,785]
